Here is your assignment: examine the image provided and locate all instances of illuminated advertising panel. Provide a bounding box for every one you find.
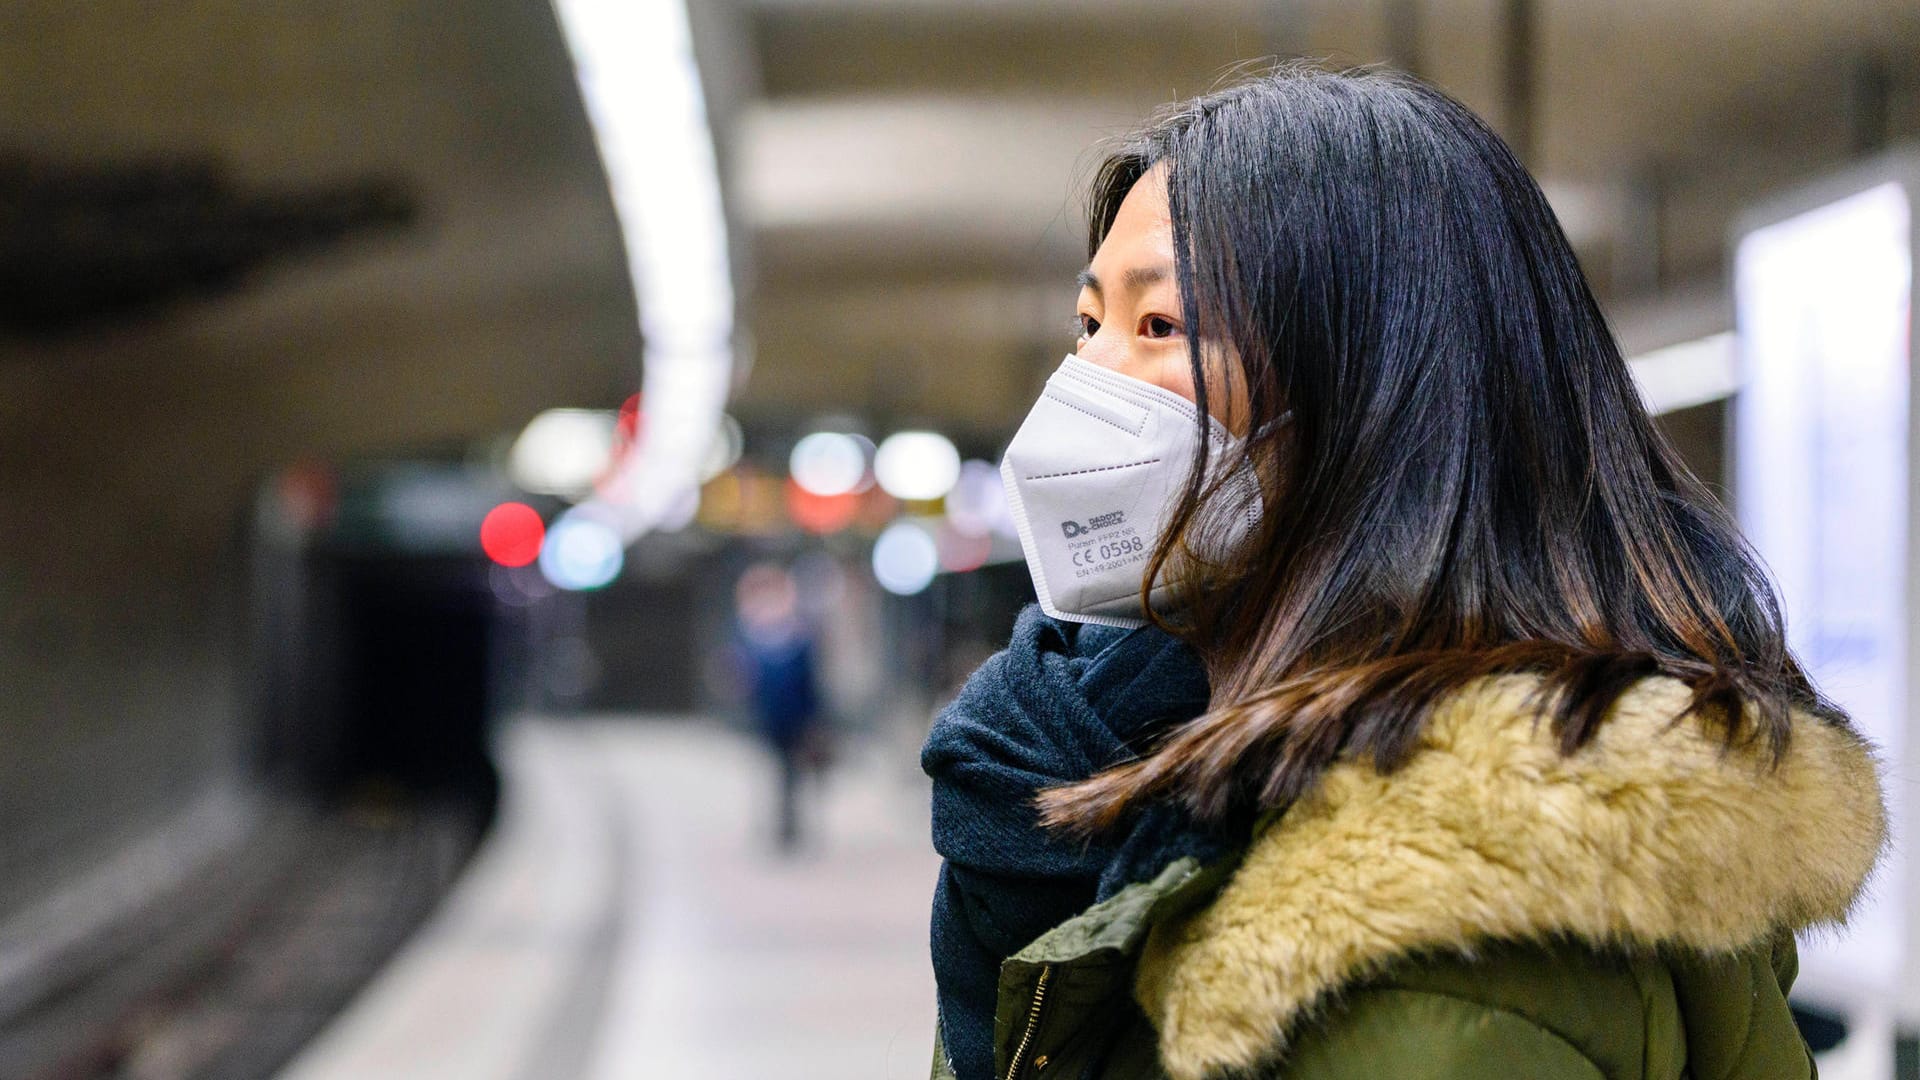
[1735,170,1915,1021]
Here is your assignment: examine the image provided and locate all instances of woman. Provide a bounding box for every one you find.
[924,65,1885,1080]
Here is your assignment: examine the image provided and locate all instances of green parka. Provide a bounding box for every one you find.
[934,675,1886,1080]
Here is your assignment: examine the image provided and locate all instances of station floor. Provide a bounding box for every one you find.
[277,716,942,1080]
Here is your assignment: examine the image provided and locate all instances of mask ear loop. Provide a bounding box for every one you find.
[1257,411,1293,436]
[1192,410,1285,567]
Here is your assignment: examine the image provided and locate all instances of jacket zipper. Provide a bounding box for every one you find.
[1003,964,1054,1080]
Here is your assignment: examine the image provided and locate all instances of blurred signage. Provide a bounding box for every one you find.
[1735,172,1915,1023]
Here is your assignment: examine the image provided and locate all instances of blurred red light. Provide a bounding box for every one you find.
[481,502,545,566]
[785,478,861,535]
[616,392,643,442]
[598,392,646,496]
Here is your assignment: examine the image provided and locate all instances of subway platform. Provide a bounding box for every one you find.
[278,717,941,1080]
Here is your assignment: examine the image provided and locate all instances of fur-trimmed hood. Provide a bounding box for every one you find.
[1134,674,1887,1080]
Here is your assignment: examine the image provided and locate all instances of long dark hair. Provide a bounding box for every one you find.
[1039,63,1833,834]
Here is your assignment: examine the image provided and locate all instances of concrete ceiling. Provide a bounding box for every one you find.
[719,0,1920,439]
[0,2,638,433]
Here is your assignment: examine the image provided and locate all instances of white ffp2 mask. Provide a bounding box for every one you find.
[999,354,1259,628]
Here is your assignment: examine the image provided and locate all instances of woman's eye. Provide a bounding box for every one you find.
[1073,313,1101,339]
[1142,315,1180,339]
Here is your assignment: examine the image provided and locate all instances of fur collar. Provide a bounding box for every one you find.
[1133,675,1886,1080]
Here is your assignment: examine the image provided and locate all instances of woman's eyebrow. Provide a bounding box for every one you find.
[1075,264,1172,296]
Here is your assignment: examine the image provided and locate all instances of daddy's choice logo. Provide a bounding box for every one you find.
[1060,510,1126,539]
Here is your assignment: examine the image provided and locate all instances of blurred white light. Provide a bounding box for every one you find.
[944,458,1011,537]
[655,483,701,533]
[540,513,626,591]
[699,413,745,482]
[874,431,961,501]
[790,432,867,496]
[872,520,939,596]
[848,433,878,492]
[509,409,617,498]
[1628,333,1737,416]
[553,0,734,541]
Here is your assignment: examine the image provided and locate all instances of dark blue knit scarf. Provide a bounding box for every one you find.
[922,605,1232,1080]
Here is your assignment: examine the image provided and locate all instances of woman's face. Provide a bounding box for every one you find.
[1074,164,1248,434]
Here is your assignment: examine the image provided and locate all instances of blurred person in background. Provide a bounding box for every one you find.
[923,64,1887,1080]
[733,561,822,852]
